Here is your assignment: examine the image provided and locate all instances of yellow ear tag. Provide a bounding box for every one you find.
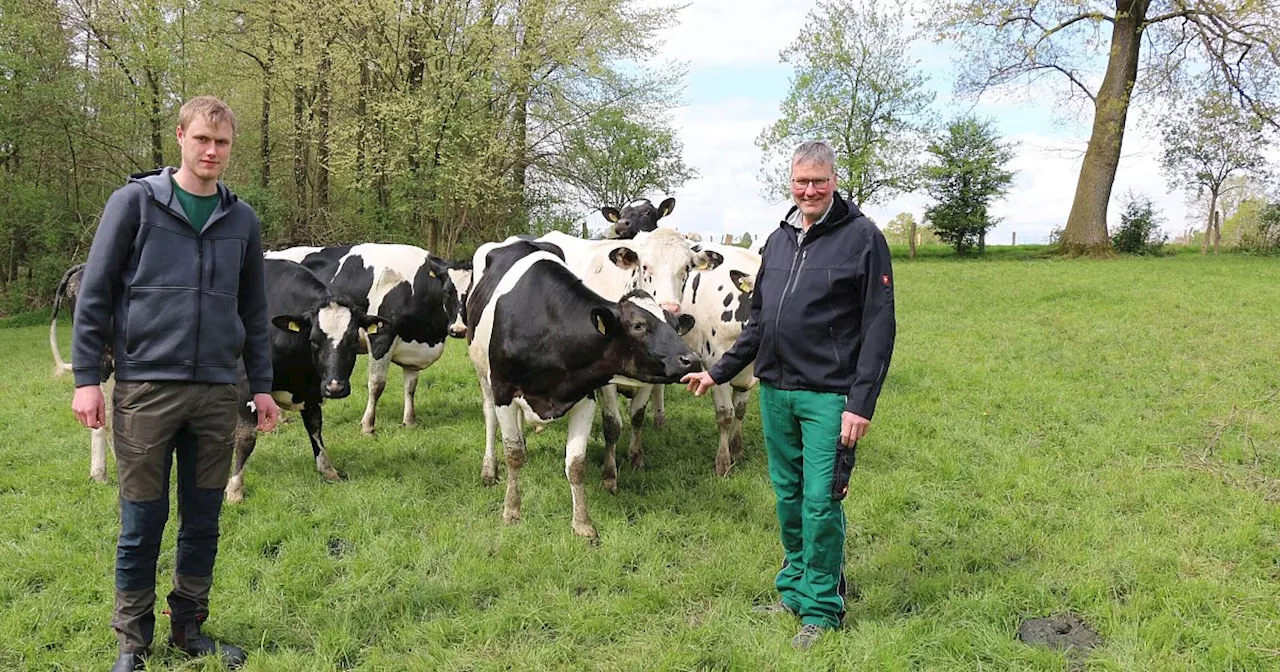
[595,315,607,335]
[287,321,302,332]
[429,270,436,278]
[736,278,753,293]
[367,323,379,334]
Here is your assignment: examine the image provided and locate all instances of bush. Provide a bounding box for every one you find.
[1110,193,1167,255]
[1238,202,1280,255]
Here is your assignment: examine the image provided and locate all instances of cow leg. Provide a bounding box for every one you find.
[652,384,667,428]
[477,370,499,486]
[598,385,622,494]
[494,404,526,524]
[225,401,259,503]
[731,388,751,464]
[712,383,735,477]
[90,378,113,483]
[303,403,341,481]
[565,398,597,538]
[627,384,654,471]
[402,367,419,427]
[360,353,391,435]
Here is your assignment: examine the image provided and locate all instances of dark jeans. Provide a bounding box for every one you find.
[110,380,238,652]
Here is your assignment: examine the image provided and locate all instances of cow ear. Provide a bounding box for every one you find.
[694,250,724,271]
[676,313,696,335]
[272,315,309,333]
[729,269,755,294]
[361,314,392,335]
[362,316,396,359]
[608,246,639,269]
[591,306,621,338]
[657,197,675,218]
[601,207,621,223]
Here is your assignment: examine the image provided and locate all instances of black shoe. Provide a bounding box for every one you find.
[109,649,148,672]
[169,618,247,669]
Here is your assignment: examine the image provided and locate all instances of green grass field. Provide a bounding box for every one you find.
[3,254,1280,671]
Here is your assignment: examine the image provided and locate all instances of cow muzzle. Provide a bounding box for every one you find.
[448,323,467,338]
[323,379,351,399]
[660,301,681,315]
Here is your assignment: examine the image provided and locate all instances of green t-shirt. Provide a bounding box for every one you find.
[171,177,219,234]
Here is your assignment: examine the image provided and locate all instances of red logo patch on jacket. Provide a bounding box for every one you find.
[881,274,891,287]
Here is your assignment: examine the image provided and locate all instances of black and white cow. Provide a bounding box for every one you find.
[682,242,762,476]
[523,229,704,491]
[267,244,465,434]
[225,259,395,501]
[467,240,701,537]
[51,263,116,483]
[601,197,676,239]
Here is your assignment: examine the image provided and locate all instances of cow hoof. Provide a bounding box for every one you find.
[360,424,376,435]
[90,472,108,484]
[502,509,522,524]
[481,470,498,487]
[403,420,417,428]
[572,521,598,539]
[629,455,646,471]
[602,478,618,494]
[654,412,667,428]
[225,488,244,504]
[321,469,341,482]
[715,455,733,477]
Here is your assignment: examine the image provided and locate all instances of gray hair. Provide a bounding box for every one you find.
[791,141,836,172]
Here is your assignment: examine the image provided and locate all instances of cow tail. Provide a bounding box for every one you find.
[50,263,84,377]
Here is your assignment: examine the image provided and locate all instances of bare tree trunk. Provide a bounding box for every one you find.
[1060,0,1149,257]
[1213,209,1222,254]
[1202,189,1220,254]
[978,229,986,254]
[146,68,164,168]
[909,220,916,259]
[292,35,308,242]
[315,48,332,215]
[355,58,368,179]
[260,17,275,189]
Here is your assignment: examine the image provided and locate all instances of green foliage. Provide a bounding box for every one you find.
[1238,202,1280,255]
[9,255,1280,668]
[1110,193,1168,255]
[922,116,1016,254]
[756,0,933,205]
[738,232,753,248]
[0,0,689,306]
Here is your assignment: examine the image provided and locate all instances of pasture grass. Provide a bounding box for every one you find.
[3,253,1280,671]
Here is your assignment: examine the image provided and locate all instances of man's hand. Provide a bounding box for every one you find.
[253,393,281,432]
[72,385,106,430]
[681,371,716,396]
[840,411,869,447]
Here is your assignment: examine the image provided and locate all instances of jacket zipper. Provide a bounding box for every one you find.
[194,235,203,375]
[772,238,806,380]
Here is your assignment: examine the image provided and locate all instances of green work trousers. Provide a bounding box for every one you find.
[758,382,848,628]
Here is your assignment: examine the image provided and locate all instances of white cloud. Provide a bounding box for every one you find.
[645,0,810,68]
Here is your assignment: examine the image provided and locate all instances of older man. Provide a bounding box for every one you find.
[683,140,896,649]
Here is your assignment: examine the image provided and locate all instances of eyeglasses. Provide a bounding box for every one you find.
[791,178,832,190]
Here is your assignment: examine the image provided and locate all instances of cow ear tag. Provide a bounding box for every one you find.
[367,323,379,334]
[595,314,608,336]
[287,321,302,332]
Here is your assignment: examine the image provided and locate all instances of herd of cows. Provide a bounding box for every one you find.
[49,198,764,538]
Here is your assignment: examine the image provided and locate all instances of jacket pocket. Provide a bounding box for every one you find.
[125,287,199,364]
[209,238,247,294]
[198,291,246,369]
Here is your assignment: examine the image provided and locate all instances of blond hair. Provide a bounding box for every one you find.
[178,96,238,135]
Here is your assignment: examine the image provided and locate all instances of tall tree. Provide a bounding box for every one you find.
[931,0,1280,256]
[922,116,1016,254]
[757,0,934,206]
[1160,89,1271,253]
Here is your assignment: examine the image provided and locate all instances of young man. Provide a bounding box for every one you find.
[682,140,896,649]
[71,96,281,671]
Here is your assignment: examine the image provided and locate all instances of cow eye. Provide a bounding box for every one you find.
[631,321,646,333]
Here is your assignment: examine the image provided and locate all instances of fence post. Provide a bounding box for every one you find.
[1012,231,1016,246]
[909,220,917,259]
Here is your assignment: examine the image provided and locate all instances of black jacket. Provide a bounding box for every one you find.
[709,192,895,419]
[72,167,273,393]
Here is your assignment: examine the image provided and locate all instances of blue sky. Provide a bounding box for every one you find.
[583,0,1210,245]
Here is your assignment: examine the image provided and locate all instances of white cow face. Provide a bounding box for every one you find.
[612,228,696,316]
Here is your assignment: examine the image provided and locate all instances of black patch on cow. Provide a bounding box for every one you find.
[710,328,716,337]
[717,285,723,292]
[720,310,734,322]
[733,292,751,324]
[722,293,733,307]
[690,273,701,304]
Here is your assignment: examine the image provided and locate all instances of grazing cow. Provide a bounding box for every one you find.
[267,244,464,434]
[445,262,473,338]
[601,197,676,239]
[531,230,703,490]
[50,263,116,482]
[467,241,701,537]
[226,259,395,501]
[682,242,762,475]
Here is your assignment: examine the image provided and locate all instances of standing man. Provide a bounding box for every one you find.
[71,96,281,671]
[682,140,895,649]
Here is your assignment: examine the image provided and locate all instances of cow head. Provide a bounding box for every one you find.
[593,289,700,383]
[605,228,696,316]
[601,197,675,239]
[272,301,394,398]
[445,261,473,339]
